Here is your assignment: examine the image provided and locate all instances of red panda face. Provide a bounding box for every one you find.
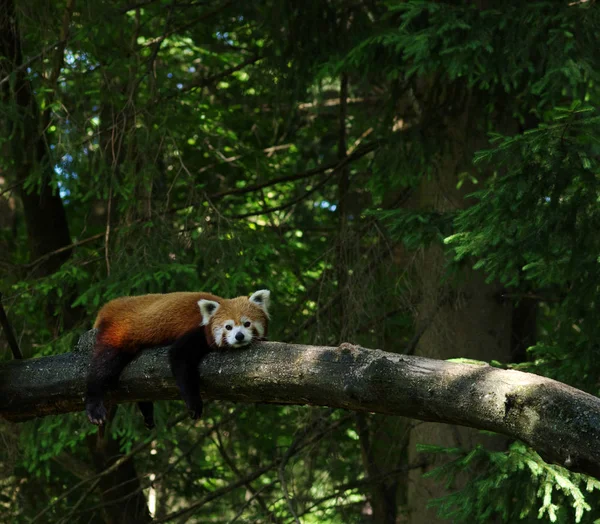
[198,290,270,348]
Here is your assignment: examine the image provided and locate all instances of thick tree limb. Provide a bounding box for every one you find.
[1,331,600,479]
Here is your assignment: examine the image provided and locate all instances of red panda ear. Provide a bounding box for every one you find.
[249,289,270,317]
[198,299,220,325]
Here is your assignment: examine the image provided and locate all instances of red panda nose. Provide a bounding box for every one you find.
[235,332,245,342]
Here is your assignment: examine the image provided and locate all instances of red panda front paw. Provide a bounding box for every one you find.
[86,400,107,425]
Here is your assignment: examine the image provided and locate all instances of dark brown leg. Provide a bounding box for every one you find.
[137,401,155,429]
[168,328,212,420]
[85,346,134,425]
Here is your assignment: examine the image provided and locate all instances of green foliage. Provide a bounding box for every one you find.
[346,1,600,113]
[371,208,455,249]
[20,414,93,479]
[450,104,600,290]
[447,103,600,392]
[422,442,600,523]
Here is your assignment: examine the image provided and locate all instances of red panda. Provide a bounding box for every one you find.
[85,289,270,427]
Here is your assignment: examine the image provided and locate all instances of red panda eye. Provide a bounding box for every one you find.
[244,321,251,328]
[225,325,233,331]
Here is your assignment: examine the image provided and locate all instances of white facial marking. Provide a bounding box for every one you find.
[249,289,271,317]
[214,319,233,348]
[254,320,265,337]
[213,326,225,347]
[198,300,220,326]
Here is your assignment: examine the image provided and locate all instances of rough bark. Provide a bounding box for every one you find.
[405,78,519,521]
[0,0,82,342]
[87,433,152,524]
[1,332,600,480]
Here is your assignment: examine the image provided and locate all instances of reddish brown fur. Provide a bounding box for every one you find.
[94,292,268,353]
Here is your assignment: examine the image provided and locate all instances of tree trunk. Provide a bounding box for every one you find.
[406,93,513,523]
[0,0,79,337]
[0,0,73,277]
[87,433,152,524]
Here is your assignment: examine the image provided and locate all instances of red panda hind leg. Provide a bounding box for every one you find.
[86,324,213,426]
[137,401,155,429]
[85,344,135,425]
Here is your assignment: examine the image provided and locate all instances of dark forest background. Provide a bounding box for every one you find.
[1,0,600,522]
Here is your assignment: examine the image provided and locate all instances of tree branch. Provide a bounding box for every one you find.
[22,140,379,270]
[141,0,233,47]
[226,169,338,219]
[208,140,378,200]
[175,54,261,96]
[1,332,600,479]
[0,292,22,359]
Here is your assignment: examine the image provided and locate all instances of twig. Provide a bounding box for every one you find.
[157,410,349,523]
[283,188,412,342]
[297,97,375,110]
[356,306,406,334]
[104,185,112,276]
[347,127,373,155]
[29,413,187,524]
[57,478,102,524]
[278,409,337,524]
[196,143,292,174]
[142,0,234,47]
[279,461,300,524]
[0,39,64,87]
[227,170,337,220]
[284,243,393,342]
[291,461,427,522]
[117,0,161,14]
[135,0,175,91]
[500,292,559,303]
[154,462,277,523]
[336,71,350,337]
[0,292,22,359]
[0,178,27,198]
[24,232,106,270]
[279,465,300,524]
[215,428,279,522]
[181,55,261,94]
[225,141,378,220]
[23,142,380,270]
[67,410,242,518]
[229,481,277,523]
[209,141,378,199]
